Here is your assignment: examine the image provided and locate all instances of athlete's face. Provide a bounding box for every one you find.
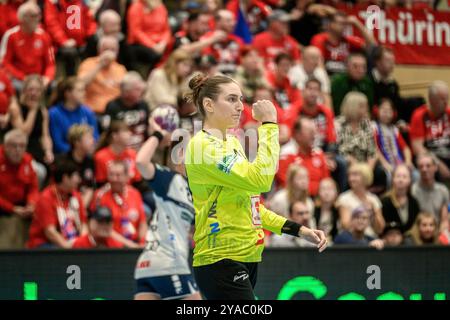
[206,82,244,130]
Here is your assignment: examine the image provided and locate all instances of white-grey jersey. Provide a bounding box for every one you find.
[134,164,195,279]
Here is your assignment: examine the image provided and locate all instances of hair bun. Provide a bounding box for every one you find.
[188,72,208,91]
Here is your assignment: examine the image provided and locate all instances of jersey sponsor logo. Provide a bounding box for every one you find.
[251,196,262,226]
[217,152,239,174]
[137,260,151,269]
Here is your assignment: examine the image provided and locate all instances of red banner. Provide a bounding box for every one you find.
[342,6,450,66]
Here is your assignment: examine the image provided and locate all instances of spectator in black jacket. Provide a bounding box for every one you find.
[381,164,420,234]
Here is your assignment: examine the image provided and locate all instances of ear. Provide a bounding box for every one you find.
[203,97,214,114]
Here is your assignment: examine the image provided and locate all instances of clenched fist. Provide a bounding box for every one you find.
[252,100,277,124]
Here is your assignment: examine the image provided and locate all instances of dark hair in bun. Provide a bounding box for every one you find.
[184,72,235,117]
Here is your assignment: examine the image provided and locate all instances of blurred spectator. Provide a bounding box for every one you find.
[49,77,99,154]
[173,12,226,56]
[410,81,450,181]
[233,46,269,104]
[0,0,25,40]
[72,206,123,248]
[335,92,388,190]
[78,35,127,114]
[287,0,336,47]
[412,153,449,232]
[266,53,302,121]
[269,164,314,218]
[382,222,404,247]
[373,99,414,181]
[127,0,171,71]
[91,160,147,248]
[102,71,149,151]
[95,0,132,30]
[282,78,347,191]
[57,124,96,208]
[94,121,141,185]
[202,9,244,75]
[43,0,97,76]
[289,46,331,107]
[145,49,193,111]
[252,9,301,71]
[404,212,443,245]
[311,12,376,75]
[314,178,339,242]
[28,159,88,248]
[381,164,420,234]
[331,53,374,115]
[0,67,15,135]
[84,9,129,68]
[0,1,55,90]
[226,0,271,35]
[336,163,385,237]
[334,206,385,250]
[370,46,402,115]
[9,75,53,187]
[0,129,38,249]
[270,199,316,247]
[277,118,330,196]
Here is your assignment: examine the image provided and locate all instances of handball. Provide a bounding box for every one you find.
[151,104,180,132]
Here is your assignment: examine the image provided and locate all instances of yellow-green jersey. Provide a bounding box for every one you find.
[185,123,287,267]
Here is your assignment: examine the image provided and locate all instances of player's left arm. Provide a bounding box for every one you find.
[260,204,327,252]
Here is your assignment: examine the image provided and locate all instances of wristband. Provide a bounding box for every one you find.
[151,131,164,143]
[262,121,277,125]
[281,220,303,237]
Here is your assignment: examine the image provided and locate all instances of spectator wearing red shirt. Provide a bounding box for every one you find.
[91,160,147,248]
[0,1,55,90]
[94,121,141,186]
[226,0,272,35]
[277,118,330,196]
[43,0,97,76]
[410,81,450,181]
[0,0,24,40]
[0,67,15,133]
[72,206,123,248]
[201,9,244,75]
[310,12,376,76]
[252,9,301,71]
[282,78,348,192]
[0,129,39,248]
[28,159,88,248]
[127,0,171,71]
[266,53,302,124]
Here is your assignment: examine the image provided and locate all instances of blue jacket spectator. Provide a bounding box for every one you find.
[49,77,99,154]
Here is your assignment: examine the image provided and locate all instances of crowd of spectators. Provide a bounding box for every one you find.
[0,0,449,250]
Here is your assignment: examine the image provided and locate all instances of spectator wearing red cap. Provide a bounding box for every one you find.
[28,159,88,248]
[0,0,25,40]
[226,0,271,34]
[72,206,123,248]
[0,1,55,91]
[252,9,301,71]
[277,118,330,196]
[43,0,97,76]
[311,12,376,76]
[410,81,450,181]
[0,129,39,249]
[127,0,171,71]
[91,160,147,248]
[201,9,244,75]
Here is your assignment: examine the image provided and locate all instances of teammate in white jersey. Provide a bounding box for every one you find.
[134,119,201,300]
